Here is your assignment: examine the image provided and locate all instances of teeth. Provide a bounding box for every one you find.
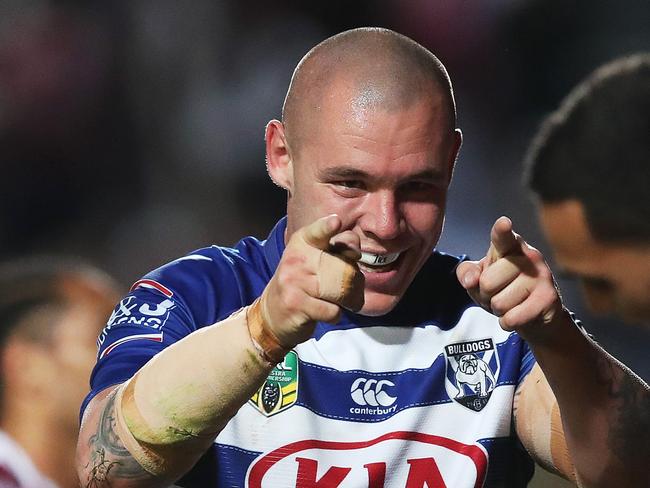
[358,252,400,267]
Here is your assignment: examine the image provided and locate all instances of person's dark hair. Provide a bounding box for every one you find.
[524,53,650,244]
[0,256,106,347]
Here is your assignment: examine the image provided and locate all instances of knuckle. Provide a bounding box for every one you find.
[527,247,544,262]
[275,267,295,290]
[322,305,342,324]
[479,274,496,296]
[282,288,304,312]
[490,296,505,316]
[540,286,560,306]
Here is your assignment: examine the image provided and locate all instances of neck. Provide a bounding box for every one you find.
[2,396,77,488]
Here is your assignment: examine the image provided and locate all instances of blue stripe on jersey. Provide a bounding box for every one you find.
[296,332,529,423]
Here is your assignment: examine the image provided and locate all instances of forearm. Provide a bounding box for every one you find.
[77,386,158,488]
[77,306,276,486]
[527,311,650,487]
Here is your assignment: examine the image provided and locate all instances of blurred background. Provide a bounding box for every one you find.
[0,1,648,485]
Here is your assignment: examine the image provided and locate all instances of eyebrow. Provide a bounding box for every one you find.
[317,166,447,183]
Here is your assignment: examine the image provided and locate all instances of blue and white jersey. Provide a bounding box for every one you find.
[83,217,536,488]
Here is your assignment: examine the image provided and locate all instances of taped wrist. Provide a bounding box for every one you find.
[247,295,291,364]
[111,306,273,479]
[515,366,576,482]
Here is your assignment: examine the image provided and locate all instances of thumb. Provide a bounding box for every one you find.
[299,214,342,250]
[487,216,519,262]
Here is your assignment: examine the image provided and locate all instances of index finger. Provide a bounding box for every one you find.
[487,216,520,262]
[299,214,343,250]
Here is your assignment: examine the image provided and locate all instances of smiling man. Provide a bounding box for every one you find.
[76,29,648,487]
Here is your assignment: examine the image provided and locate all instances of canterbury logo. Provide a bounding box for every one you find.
[350,378,397,407]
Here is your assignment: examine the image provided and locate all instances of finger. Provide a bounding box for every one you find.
[299,214,342,250]
[489,274,534,317]
[456,260,481,289]
[302,295,343,325]
[478,255,531,297]
[318,252,365,312]
[329,230,361,262]
[499,283,561,330]
[486,216,520,262]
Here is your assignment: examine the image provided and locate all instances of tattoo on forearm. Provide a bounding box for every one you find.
[85,389,150,487]
[597,355,650,479]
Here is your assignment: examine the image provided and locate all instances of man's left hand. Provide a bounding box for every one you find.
[456,216,566,341]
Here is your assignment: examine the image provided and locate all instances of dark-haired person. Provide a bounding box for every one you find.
[526,54,650,325]
[77,29,648,487]
[0,257,119,487]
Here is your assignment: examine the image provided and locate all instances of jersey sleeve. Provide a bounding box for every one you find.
[518,339,536,385]
[80,249,245,416]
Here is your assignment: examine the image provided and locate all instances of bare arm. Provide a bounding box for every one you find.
[75,215,364,486]
[77,386,157,488]
[523,313,649,486]
[457,216,650,487]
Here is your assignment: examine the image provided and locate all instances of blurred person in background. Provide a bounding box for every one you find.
[525,54,650,326]
[76,28,648,487]
[0,257,119,488]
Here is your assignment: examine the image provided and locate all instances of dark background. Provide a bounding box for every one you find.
[2,0,648,372]
[1,1,648,470]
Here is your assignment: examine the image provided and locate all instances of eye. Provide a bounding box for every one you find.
[583,277,614,292]
[398,180,437,200]
[337,180,365,190]
[403,181,433,192]
[329,180,367,197]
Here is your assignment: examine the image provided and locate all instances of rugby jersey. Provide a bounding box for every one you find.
[83,217,536,487]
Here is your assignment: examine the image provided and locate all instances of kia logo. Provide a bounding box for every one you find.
[350,378,397,407]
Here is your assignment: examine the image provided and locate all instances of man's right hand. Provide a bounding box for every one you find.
[259,214,365,349]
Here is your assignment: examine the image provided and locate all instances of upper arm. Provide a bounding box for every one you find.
[513,363,576,482]
[76,384,163,488]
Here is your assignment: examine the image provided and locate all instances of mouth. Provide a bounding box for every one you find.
[358,251,402,272]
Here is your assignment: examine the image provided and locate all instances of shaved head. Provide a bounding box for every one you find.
[282,27,457,155]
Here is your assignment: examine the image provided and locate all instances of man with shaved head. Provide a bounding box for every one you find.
[76,28,648,487]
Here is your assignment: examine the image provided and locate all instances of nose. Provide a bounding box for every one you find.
[358,190,403,241]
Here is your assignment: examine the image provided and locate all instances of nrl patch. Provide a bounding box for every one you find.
[249,351,298,416]
[444,338,499,412]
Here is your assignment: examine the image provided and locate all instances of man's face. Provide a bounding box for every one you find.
[539,200,650,325]
[282,87,460,316]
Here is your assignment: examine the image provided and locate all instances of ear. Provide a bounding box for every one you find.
[265,120,294,193]
[446,128,463,184]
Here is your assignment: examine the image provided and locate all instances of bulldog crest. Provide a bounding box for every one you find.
[444,339,499,412]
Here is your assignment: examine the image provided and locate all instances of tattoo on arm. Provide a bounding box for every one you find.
[597,354,650,480]
[84,389,150,487]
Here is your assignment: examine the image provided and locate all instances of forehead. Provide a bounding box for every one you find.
[300,86,452,174]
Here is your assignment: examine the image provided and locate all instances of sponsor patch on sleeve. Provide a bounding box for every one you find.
[97,291,176,358]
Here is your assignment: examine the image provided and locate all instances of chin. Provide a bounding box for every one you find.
[358,290,401,317]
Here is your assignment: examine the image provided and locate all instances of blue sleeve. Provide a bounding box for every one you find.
[518,339,536,385]
[79,249,249,417]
